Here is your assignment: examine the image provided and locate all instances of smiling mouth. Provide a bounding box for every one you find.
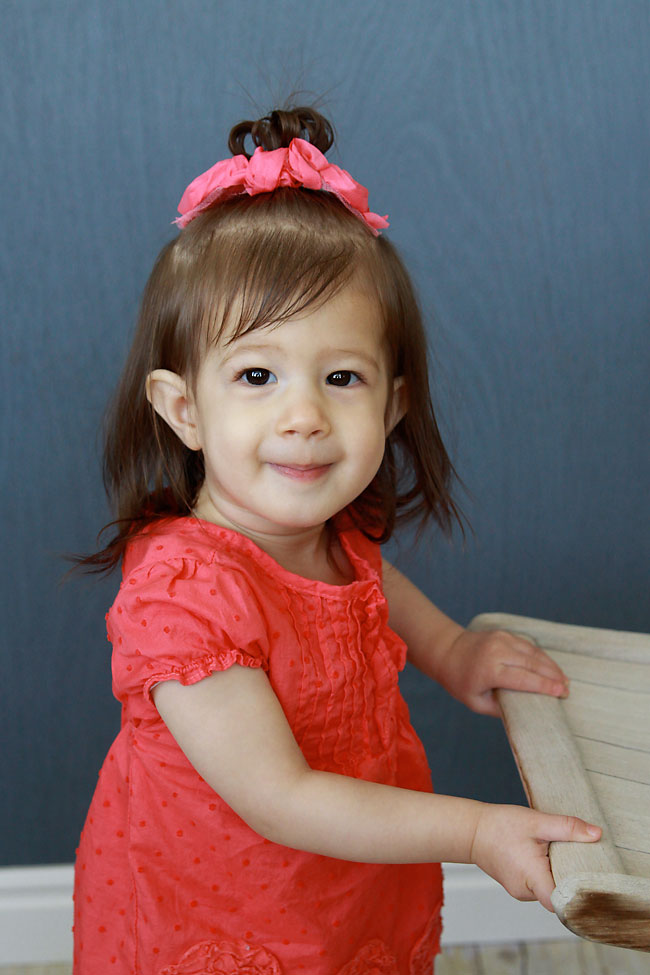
[269,463,332,482]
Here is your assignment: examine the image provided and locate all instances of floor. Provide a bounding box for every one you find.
[1,940,648,974]
[437,940,649,973]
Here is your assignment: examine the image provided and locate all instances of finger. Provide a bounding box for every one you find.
[527,650,568,685]
[499,632,566,679]
[504,641,569,683]
[469,691,502,717]
[528,870,556,912]
[487,633,544,660]
[484,633,569,684]
[518,658,569,689]
[497,634,541,656]
[498,665,569,699]
[538,814,602,844]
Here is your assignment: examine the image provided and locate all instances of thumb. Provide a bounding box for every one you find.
[541,814,602,843]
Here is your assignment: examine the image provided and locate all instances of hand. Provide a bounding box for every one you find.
[470,803,602,911]
[435,628,569,716]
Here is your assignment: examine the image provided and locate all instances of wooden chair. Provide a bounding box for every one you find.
[469,613,650,952]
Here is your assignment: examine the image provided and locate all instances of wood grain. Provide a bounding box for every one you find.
[469,613,650,952]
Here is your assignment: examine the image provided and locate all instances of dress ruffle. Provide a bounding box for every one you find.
[336,939,399,974]
[159,938,283,974]
[409,910,443,974]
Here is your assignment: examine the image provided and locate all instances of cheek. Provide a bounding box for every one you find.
[349,413,389,467]
[199,400,254,448]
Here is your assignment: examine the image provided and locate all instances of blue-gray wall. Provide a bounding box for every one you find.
[2,0,648,867]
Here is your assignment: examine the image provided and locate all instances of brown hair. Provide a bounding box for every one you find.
[79,107,463,573]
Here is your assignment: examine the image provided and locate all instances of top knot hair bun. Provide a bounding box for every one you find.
[175,106,388,232]
[228,106,334,159]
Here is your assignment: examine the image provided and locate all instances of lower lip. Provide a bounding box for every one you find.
[269,464,331,482]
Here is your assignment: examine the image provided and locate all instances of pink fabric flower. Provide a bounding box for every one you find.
[245,146,288,194]
[175,138,388,233]
[176,155,249,217]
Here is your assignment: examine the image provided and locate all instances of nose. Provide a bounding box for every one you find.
[276,383,331,439]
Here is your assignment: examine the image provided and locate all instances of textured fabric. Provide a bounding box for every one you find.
[175,138,389,231]
[73,517,443,974]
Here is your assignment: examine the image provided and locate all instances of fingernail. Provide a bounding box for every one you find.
[587,825,601,837]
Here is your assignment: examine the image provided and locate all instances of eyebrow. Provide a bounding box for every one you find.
[221,342,381,370]
[222,341,282,358]
[331,349,381,369]
[218,341,282,368]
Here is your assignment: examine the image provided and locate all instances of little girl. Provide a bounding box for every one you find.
[73,106,601,975]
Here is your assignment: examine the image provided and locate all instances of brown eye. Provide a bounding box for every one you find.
[240,368,276,385]
[327,371,360,387]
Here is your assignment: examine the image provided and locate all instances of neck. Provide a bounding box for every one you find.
[250,523,330,576]
[191,496,352,585]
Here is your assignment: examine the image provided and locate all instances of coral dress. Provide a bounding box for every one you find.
[73,517,443,974]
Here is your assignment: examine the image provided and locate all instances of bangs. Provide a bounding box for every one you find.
[173,188,381,373]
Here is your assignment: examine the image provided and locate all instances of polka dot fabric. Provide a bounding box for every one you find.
[73,517,443,974]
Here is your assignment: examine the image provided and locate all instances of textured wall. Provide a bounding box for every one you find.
[2,0,649,866]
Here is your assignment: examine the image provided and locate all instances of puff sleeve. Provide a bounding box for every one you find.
[108,555,270,704]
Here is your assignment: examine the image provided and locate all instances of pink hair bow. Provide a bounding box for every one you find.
[175,138,389,233]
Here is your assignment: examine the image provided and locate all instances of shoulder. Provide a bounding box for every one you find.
[122,516,239,574]
[109,519,272,698]
[119,517,267,591]
[111,516,271,637]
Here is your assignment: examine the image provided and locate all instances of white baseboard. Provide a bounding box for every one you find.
[0,862,574,965]
[0,864,75,965]
[440,863,576,946]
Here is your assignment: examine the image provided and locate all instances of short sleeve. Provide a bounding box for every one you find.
[108,555,270,702]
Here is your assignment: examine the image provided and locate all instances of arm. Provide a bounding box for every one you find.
[154,666,477,864]
[153,665,600,910]
[382,559,569,716]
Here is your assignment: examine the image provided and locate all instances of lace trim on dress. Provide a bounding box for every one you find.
[335,939,399,974]
[157,922,441,975]
[159,938,283,974]
[409,910,443,975]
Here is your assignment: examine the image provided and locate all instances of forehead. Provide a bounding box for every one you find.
[220,284,385,356]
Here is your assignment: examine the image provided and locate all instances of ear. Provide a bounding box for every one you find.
[146,369,202,451]
[385,376,408,436]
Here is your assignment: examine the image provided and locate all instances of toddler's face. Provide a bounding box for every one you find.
[187,286,405,541]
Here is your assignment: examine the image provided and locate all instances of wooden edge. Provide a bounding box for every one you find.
[468,613,650,950]
[494,685,650,950]
[494,688,623,879]
[552,873,650,952]
[469,613,650,663]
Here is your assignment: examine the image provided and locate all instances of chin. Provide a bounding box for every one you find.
[265,507,337,531]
